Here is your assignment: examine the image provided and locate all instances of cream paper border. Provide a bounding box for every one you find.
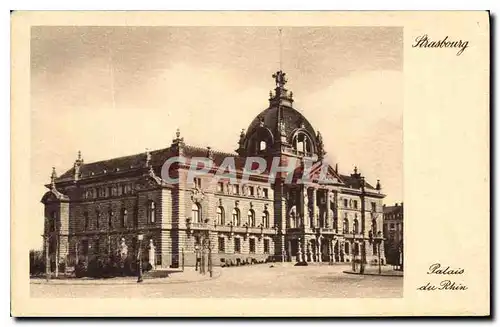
[11,11,490,316]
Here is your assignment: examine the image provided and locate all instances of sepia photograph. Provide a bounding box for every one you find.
[29,25,403,298]
[11,11,489,317]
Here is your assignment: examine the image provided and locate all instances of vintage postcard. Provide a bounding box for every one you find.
[11,11,489,317]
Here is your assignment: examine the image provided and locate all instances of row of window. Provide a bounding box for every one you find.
[341,199,378,211]
[215,182,269,198]
[191,203,271,228]
[82,183,134,200]
[341,218,378,235]
[217,237,270,254]
[82,201,157,230]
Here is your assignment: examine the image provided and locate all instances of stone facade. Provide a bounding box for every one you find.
[41,71,387,268]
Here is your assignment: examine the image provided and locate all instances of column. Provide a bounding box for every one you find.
[302,187,308,228]
[302,237,307,262]
[288,239,293,262]
[306,240,312,262]
[311,188,317,228]
[317,236,322,263]
[297,238,303,262]
[326,190,331,229]
[330,239,335,263]
[333,191,339,232]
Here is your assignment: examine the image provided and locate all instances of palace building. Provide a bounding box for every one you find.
[42,71,386,269]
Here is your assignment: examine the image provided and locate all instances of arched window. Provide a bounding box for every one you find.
[148,201,156,223]
[248,209,255,227]
[232,208,240,226]
[353,218,359,234]
[216,206,225,225]
[262,210,269,228]
[108,209,114,229]
[121,208,128,227]
[344,242,350,255]
[343,218,349,233]
[292,132,313,155]
[259,141,267,151]
[192,203,201,223]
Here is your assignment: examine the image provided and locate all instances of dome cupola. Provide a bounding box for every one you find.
[237,71,324,160]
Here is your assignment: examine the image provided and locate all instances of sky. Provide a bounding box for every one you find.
[30,26,403,250]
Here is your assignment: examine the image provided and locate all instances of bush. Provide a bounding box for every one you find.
[74,261,87,278]
[30,250,45,276]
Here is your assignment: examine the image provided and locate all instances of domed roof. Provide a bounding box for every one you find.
[246,105,316,142]
[237,70,324,158]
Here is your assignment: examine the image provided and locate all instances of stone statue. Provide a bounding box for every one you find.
[119,238,128,261]
[148,239,156,270]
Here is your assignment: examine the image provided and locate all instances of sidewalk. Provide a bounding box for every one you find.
[30,268,222,285]
[343,267,403,277]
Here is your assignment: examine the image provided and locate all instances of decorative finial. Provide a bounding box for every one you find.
[272,70,287,88]
[145,148,151,167]
[376,179,381,191]
[172,128,185,148]
[316,131,325,160]
[206,146,214,160]
[50,167,57,187]
[77,150,82,161]
[269,90,273,99]
[258,115,265,127]
[279,118,286,136]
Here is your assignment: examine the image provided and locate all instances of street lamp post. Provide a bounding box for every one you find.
[378,240,382,275]
[137,233,144,283]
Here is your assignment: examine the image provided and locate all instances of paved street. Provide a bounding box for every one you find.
[30,264,403,298]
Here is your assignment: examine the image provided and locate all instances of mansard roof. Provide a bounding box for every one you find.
[338,174,376,191]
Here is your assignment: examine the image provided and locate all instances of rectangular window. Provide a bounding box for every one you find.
[390,223,395,229]
[263,239,270,254]
[217,182,223,193]
[233,184,239,195]
[353,200,358,209]
[344,199,348,207]
[83,212,89,230]
[263,188,268,198]
[249,238,256,253]
[218,237,225,253]
[371,202,376,212]
[234,238,241,253]
[95,211,100,230]
[249,186,254,197]
[94,239,100,254]
[108,211,113,229]
[81,239,89,256]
